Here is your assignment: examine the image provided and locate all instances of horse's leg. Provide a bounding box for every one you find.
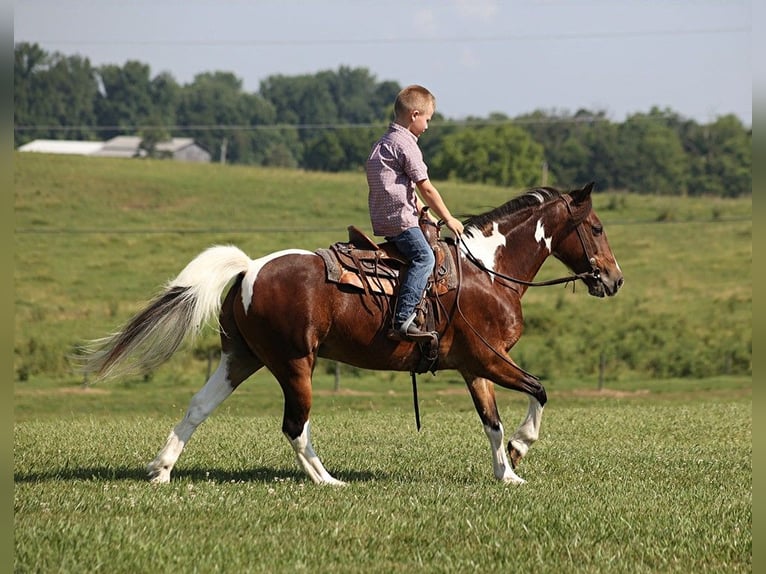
[464,376,525,485]
[508,396,544,469]
[274,357,345,486]
[146,351,261,484]
[147,284,261,484]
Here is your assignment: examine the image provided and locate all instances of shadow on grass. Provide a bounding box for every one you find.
[14,465,383,484]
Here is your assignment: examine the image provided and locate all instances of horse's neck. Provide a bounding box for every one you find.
[497,210,563,290]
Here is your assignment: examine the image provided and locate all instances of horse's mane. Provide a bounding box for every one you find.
[463,187,562,235]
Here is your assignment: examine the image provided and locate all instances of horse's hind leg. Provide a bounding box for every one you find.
[273,357,345,486]
[146,350,262,484]
[464,376,525,485]
[508,396,544,469]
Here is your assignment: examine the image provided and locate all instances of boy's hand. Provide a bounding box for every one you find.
[445,217,464,237]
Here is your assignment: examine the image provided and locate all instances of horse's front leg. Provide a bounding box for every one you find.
[464,376,525,485]
[508,395,544,469]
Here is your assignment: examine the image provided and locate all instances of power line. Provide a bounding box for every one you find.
[14,113,697,133]
[29,26,749,48]
[14,217,751,235]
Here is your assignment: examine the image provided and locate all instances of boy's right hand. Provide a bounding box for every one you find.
[445,217,464,237]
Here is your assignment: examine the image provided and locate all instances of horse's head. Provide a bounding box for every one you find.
[553,182,624,297]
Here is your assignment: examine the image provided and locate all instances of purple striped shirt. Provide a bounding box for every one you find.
[366,123,429,237]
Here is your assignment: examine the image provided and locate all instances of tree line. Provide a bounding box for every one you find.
[14,42,751,197]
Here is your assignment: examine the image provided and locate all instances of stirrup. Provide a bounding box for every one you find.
[388,313,437,343]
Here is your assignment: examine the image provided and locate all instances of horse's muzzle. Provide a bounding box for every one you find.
[588,272,623,297]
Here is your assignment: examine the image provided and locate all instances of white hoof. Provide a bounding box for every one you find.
[501,471,526,486]
[147,462,171,484]
[322,476,347,487]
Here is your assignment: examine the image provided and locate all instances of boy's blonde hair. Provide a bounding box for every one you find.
[394,85,436,119]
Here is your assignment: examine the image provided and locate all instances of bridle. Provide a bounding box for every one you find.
[456,194,602,289]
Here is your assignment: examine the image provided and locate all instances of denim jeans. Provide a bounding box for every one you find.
[388,227,435,327]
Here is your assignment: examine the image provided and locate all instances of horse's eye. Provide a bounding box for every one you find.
[592,224,603,236]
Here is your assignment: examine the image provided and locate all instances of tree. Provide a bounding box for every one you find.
[683,115,751,197]
[95,61,157,139]
[14,43,99,144]
[177,71,277,164]
[614,109,689,195]
[430,123,545,187]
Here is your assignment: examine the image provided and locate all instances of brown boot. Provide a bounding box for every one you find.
[388,313,437,343]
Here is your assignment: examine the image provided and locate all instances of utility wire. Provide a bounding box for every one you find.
[32,26,749,47]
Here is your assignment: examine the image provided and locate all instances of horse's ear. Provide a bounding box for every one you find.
[571,181,595,204]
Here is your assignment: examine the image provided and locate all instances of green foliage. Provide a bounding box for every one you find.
[13,43,751,196]
[430,123,545,187]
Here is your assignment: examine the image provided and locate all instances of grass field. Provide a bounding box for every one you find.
[14,153,751,572]
[15,388,751,573]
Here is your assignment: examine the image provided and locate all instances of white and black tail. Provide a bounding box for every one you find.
[80,245,254,382]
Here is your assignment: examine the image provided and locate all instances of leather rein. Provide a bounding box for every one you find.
[454,194,601,288]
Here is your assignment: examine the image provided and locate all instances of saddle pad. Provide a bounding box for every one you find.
[316,248,396,295]
[316,242,458,295]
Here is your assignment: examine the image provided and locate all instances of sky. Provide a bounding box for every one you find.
[14,0,752,126]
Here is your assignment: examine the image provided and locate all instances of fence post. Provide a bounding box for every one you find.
[598,351,605,390]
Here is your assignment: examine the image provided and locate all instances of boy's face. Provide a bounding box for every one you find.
[408,104,434,137]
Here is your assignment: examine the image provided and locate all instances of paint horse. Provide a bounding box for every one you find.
[82,182,623,485]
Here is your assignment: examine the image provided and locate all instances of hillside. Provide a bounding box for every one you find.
[14,153,751,385]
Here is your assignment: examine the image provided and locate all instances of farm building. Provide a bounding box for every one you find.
[16,139,105,156]
[18,136,211,163]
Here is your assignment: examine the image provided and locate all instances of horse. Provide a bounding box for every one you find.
[81,181,623,486]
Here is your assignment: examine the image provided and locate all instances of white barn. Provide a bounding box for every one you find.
[18,137,211,163]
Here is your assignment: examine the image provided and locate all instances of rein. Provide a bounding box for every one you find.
[456,195,601,288]
[460,242,596,288]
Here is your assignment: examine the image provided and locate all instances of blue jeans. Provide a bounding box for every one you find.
[388,227,435,327]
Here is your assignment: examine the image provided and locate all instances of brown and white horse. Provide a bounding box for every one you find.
[82,182,623,485]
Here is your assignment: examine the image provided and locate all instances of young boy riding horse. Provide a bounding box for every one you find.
[366,85,464,341]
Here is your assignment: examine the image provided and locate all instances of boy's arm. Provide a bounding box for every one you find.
[416,179,464,236]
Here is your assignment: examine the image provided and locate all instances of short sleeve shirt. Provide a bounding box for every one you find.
[366,123,429,237]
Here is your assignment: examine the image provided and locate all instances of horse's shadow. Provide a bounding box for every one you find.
[14,465,382,484]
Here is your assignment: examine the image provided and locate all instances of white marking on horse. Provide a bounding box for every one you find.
[460,222,506,281]
[287,421,346,485]
[241,249,314,310]
[483,423,526,485]
[509,396,544,460]
[529,191,546,204]
[147,352,236,484]
[534,219,552,253]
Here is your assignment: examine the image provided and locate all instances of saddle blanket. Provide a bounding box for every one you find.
[316,242,458,296]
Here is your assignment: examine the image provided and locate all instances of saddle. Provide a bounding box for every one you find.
[315,210,458,298]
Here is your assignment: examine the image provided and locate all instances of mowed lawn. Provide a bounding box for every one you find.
[15,377,751,573]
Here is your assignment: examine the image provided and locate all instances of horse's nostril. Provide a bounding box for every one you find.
[617,277,624,288]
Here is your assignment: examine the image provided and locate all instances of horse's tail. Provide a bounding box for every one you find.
[79,245,253,382]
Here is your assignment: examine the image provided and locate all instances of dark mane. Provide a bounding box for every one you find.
[463,187,562,235]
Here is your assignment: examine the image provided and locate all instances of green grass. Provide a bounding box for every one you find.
[15,398,751,573]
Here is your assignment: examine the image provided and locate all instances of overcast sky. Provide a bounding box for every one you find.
[14,0,752,126]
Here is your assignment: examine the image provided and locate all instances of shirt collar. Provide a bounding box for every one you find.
[389,122,418,142]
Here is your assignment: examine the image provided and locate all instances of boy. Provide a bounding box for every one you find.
[366,85,464,341]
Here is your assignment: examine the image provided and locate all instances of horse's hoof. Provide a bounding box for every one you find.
[147,463,171,484]
[502,473,526,486]
[508,445,523,469]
